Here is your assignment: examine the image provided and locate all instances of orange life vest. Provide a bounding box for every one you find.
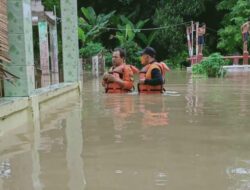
[138,62,170,94]
[105,64,138,93]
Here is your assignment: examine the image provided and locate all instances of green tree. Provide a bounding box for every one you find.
[153,0,206,60]
[79,42,105,58]
[78,0,159,22]
[217,0,250,53]
[78,0,215,64]
[78,7,115,44]
[113,15,148,66]
[78,7,115,60]
[42,0,60,14]
[114,15,148,45]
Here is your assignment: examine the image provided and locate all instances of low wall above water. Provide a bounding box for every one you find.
[187,65,250,76]
[223,65,250,74]
[0,82,81,135]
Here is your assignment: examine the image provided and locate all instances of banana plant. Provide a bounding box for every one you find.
[78,7,115,44]
[137,32,157,46]
[114,15,149,45]
[113,15,150,66]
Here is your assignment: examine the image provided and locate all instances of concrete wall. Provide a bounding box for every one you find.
[0,82,81,135]
[0,82,84,190]
[60,0,80,82]
[5,0,35,96]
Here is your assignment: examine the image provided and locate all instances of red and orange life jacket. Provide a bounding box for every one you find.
[138,62,170,94]
[105,64,139,93]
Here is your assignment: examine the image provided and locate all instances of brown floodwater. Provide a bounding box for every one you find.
[1,71,250,190]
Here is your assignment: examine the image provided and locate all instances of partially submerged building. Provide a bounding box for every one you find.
[0,0,81,131]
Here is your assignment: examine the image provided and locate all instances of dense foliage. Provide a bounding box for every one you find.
[78,7,115,44]
[40,0,250,68]
[79,42,105,58]
[153,0,206,59]
[192,53,229,77]
[217,0,250,54]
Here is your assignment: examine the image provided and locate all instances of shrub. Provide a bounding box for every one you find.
[79,42,105,58]
[192,53,229,77]
[104,51,112,68]
[192,63,206,75]
[167,50,189,69]
[121,41,142,68]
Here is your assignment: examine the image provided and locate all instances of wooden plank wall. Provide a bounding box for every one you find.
[0,64,3,97]
[0,0,10,63]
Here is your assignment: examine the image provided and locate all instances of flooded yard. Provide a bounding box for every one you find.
[1,71,250,190]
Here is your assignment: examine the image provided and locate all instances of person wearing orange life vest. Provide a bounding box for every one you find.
[138,47,170,94]
[102,48,139,93]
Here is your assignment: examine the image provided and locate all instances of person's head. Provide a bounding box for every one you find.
[140,47,156,65]
[199,22,205,27]
[112,48,126,66]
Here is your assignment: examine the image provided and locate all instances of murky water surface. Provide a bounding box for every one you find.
[1,71,250,190]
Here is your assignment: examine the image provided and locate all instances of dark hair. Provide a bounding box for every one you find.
[140,47,156,58]
[248,17,250,21]
[114,48,126,59]
[199,22,205,27]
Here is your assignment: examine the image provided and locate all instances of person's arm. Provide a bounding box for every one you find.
[203,25,206,34]
[106,67,133,90]
[144,68,163,86]
[102,72,109,87]
[106,75,124,86]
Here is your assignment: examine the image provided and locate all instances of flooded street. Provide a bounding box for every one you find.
[1,71,250,190]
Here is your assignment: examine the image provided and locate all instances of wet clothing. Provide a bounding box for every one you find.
[243,32,249,42]
[138,61,169,94]
[103,64,137,93]
[198,36,205,45]
[144,68,164,86]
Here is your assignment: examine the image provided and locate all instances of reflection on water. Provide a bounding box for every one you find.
[0,160,11,178]
[1,71,250,190]
[0,94,85,190]
[226,159,250,190]
[82,72,250,190]
[139,95,169,127]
